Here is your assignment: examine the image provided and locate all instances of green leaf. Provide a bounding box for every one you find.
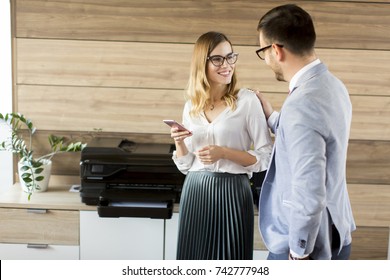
[22,177,32,183]
[34,168,44,174]
[32,161,43,168]
[20,165,30,171]
[35,176,44,181]
[21,173,31,179]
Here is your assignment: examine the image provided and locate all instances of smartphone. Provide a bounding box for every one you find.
[163,120,192,134]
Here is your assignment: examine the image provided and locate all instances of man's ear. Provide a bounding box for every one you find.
[272,44,284,61]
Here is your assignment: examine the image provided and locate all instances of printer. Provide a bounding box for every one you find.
[80,138,185,219]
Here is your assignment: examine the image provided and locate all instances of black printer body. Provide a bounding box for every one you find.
[80,138,185,219]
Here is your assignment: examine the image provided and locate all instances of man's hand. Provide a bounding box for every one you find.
[251,89,274,120]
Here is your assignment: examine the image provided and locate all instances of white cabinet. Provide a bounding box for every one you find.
[0,243,79,260]
[0,207,80,260]
[164,212,179,260]
[253,250,268,260]
[80,210,165,259]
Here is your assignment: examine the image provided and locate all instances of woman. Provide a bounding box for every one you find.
[170,31,272,260]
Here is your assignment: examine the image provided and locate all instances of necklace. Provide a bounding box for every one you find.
[209,99,223,111]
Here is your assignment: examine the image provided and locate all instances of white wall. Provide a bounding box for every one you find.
[0,0,14,192]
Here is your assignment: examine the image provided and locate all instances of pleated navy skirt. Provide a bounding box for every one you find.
[176,171,254,260]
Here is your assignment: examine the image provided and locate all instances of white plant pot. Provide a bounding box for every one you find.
[18,159,52,193]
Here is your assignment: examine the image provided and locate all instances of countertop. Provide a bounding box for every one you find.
[0,176,95,210]
[0,175,182,212]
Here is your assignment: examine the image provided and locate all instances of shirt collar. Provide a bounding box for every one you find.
[289,59,321,93]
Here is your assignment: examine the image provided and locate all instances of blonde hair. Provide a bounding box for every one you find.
[185,32,239,117]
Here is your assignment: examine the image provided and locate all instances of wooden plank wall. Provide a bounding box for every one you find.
[11,0,390,259]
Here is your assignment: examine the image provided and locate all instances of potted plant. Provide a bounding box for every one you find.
[0,112,87,200]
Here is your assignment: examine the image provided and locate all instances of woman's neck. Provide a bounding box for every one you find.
[209,87,226,102]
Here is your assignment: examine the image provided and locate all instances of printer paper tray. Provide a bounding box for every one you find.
[97,203,173,219]
[97,189,174,219]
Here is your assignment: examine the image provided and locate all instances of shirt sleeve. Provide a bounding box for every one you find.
[267,111,279,134]
[284,98,327,257]
[171,102,195,174]
[243,91,273,172]
[172,150,194,174]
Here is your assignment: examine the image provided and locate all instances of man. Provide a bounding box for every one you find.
[255,4,356,260]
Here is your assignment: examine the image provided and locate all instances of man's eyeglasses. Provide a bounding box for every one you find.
[255,44,283,60]
[207,52,239,67]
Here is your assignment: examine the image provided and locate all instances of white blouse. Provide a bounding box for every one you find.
[172,88,272,178]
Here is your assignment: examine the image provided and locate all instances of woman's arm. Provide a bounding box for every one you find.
[196,145,256,166]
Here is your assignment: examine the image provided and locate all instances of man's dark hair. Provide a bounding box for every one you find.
[257,4,316,56]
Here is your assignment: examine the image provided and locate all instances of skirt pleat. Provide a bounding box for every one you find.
[176,171,254,260]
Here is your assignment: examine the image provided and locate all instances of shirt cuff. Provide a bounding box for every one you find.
[290,250,310,259]
[267,111,278,128]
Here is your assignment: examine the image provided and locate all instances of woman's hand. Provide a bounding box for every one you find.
[198,145,257,167]
[170,127,191,158]
[170,127,192,144]
[196,145,224,164]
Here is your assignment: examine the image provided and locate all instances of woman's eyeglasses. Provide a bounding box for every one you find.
[207,52,239,67]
